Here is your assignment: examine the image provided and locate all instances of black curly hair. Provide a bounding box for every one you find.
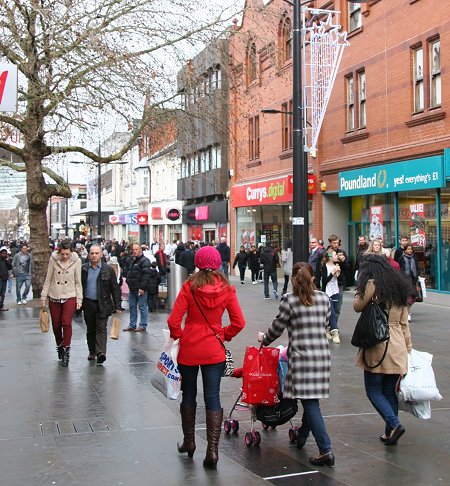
[355,254,411,307]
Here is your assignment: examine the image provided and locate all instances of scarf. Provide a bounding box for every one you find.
[403,253,417,278]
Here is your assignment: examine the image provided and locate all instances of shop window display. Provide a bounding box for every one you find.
[398,190,437,290]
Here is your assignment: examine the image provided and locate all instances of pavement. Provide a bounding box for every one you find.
[1,278,450,485]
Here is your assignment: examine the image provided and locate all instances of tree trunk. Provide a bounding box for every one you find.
[25,152,52,299]
[29,203,51,298]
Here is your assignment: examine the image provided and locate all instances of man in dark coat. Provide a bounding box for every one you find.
[308,237,325,288]
[179,242,196,275]
[0,247,12,311]
[81,244,122,363]
[123,243,151,332]
[259,241,279,300]
[216,237,231,278]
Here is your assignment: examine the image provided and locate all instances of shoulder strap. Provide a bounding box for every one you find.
[191,288,225,349]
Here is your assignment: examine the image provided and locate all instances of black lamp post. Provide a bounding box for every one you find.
[290,0,367,264]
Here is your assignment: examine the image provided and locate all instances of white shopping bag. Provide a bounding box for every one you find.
[399,349,442,402]
[151,329,181,400]
[418,276,427,299]
[397,394,431,419]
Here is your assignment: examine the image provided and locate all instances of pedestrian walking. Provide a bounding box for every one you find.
[81,244,122,364]
[353,254,412,446]
[0,247,12,311]
[12,243,34,304]
[399,243,419,322]
[260,241,279,299]
[393,235,409,263]
[232,245,248,284]
[308,237,324,287]
[281,239,293,295]
[40,241,82,367]
[123,243,151,332]
[247,244,260,284]
[320,249,341,344]
[258,262,335,467]
[327,235,348,320]
[147,261,161,312]
[179,242,196,275]
[216,237,231,278]
[168,245,245,469]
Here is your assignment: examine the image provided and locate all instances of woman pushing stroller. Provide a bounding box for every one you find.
[258,262,335,467]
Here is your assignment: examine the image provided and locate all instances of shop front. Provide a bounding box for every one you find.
[231,174,316,251]
[148,202,183,245]
[114,211,139,243]
[182,200,228,243]
[339,151,450,292]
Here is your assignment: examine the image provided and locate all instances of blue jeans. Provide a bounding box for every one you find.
[263,270,278,298]
[328,293,339,331]
[364,371,400,435]
[220,262,229,278]
[178,362,225,411]
[335,285,344,319]
[16,274,31,302]
[297,399,332,455]
[128,290,148,328]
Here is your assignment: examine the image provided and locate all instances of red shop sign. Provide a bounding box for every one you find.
[137,213,148,225]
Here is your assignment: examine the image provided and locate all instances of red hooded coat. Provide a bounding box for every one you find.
[167,278,245,366]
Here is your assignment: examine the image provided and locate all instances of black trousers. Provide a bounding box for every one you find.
[83,299,108,355]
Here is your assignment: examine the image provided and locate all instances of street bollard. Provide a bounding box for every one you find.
[167,260,188,311]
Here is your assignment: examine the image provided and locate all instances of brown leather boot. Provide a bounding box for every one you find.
[177,404,196,458]
[203,408,223,470]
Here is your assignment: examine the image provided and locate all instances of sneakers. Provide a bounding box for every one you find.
[259,279,263,283]
[273,290,279,299]
[264,296,270,300]
[97,353,106,364]
[331,329,341,344]
[252,281,257,285]
[325,326,332,340]
[21,299,27,304]
[17,301,22,305]
[241,281,244,284]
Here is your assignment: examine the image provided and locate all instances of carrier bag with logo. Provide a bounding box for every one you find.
[242,346,280,405]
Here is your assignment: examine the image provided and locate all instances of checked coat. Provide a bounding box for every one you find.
[262,290,331,399]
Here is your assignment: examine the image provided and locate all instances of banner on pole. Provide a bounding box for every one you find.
[0,64,18,113]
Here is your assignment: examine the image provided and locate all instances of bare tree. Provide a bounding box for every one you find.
[0,0,241,295]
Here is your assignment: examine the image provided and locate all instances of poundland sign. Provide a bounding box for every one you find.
[339,156,445,197]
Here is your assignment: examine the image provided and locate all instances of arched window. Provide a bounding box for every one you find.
[279,16,292,64]
[246,42,257,84]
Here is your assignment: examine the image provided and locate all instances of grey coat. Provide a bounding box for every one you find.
[263,290,331,399]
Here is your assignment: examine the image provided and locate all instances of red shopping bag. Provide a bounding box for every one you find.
[242,346,280,405]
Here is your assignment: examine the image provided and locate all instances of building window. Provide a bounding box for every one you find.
[346,75,355,132]
[248,118,254,160]
[247,42,257,84]
[281,101,293,151]
[255,115,260,158]
[413,46,424,113]
[279,16,292,64]
[349,2,362,32]
[248,117,259,160]
[430,38,441,108]
[214,65,222,89]
[358,71,366,128]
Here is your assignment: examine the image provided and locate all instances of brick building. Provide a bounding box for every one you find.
[228,0,450,292]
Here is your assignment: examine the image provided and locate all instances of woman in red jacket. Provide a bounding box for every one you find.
[168,245,245,469]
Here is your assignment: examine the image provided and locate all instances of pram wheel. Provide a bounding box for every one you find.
[253,431,261,446]
[231,420,239,433]
[245,432,253,446]
[224,420,232,434]
[289,426,299,443]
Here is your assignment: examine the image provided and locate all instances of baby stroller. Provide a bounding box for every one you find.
[223,346,299,447]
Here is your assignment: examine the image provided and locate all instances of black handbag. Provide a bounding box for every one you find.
[255,398,298,427]
[351,299,390,368]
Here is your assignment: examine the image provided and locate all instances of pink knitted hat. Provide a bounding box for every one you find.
[195,246,222,271]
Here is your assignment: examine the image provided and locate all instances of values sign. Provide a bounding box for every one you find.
[0,65,18,112]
